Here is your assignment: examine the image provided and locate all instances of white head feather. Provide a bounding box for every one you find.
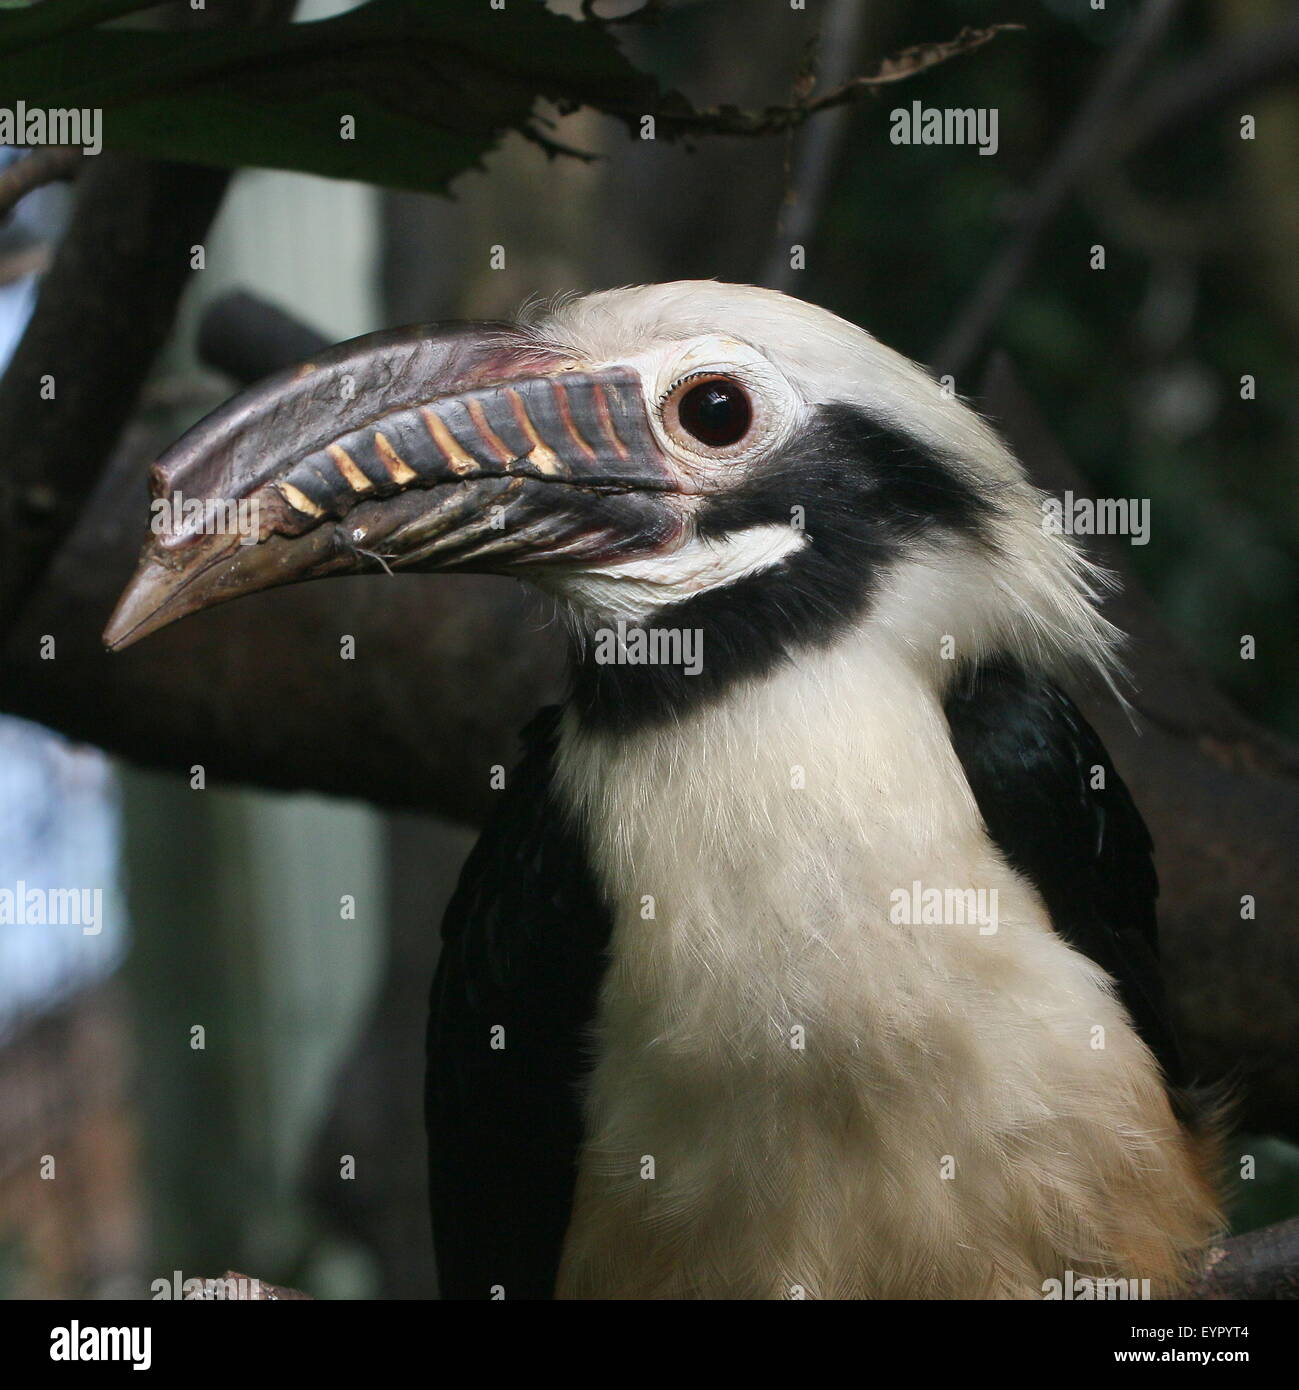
[522,281,1122,691]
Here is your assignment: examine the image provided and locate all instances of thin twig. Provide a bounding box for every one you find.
[761,0,869,293]
[645,25,1023,139]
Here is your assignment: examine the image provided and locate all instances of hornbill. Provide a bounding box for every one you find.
[105,281,1222,1299]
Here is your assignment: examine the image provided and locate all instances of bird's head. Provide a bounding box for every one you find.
[105,281,1117,723]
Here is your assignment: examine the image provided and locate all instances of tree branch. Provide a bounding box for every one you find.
[1119,13,1299,157]
[0,156,229,641]
[0,0,299,642]
[650,25,1022,140]
[197,289,333,386]
[1193,1218,1299,1300]
[761,0,868,294]
[933,0,1186,380]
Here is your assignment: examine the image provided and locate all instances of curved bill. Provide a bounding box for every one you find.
[103,321,683,651]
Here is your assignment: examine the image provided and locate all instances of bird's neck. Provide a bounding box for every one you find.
[551,624,1037,1298]
[555,621,985,945]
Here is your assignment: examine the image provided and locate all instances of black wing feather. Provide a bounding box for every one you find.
[426,707,612,1299]
[944,660,1181,1085]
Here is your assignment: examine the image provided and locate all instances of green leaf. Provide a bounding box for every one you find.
[0,0,167,58]
[0,2,1018,194]
[0,0,659,193]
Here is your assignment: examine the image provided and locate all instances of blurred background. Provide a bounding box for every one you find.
[1,0,1298,1298]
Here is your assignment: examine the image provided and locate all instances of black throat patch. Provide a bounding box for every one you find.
[569,402,998,733]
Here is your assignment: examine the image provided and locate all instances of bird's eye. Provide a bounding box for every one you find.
[669,375,753,449]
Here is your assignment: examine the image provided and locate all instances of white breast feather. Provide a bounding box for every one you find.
[552,567,1219,1300]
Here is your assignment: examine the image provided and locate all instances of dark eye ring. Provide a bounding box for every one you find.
[669,374,753,449]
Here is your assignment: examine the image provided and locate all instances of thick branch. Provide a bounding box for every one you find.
[0,422,566,823]
[0,0,295,642]
[1193,1218,1299,1300]
[197,289,334,385]
[0,155,229,639]
[1,288,565,823]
